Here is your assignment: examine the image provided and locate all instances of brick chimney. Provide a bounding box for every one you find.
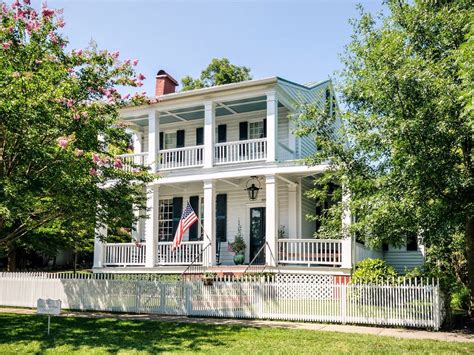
[155,69,178,96]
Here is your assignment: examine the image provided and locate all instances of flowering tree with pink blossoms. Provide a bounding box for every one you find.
[0,1,154,270]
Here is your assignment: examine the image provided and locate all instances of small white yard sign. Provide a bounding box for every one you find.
[37,298,61,335]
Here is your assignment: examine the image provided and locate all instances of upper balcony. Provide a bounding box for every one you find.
[117,76,333,174]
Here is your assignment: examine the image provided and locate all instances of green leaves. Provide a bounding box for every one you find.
[181,58,252,91]
[0,2,153,256]
[296,0,473,297]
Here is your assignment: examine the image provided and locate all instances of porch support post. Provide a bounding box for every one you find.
[204,101,215,168]
[288,184,298,238]
[341,185,352,269]
[265,174,278,266]
[133,131,142,154]
[266,91,278,162]
[148,110,159,172]
[203,180,216,266]
[93,223,106,268]
[145,185,159,268]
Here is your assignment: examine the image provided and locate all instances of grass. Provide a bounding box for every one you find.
[0,313,473,354]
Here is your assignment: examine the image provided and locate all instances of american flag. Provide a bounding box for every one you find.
[172,201,198,251]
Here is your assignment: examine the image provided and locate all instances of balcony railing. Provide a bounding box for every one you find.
[117,153,148,172]
[103,243,146,266]
[158,145,204,170]
[277,239,344,267]
[215,138,267,164]
[157,241,204,265]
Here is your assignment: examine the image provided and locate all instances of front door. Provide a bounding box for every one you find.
[249,207,266,264]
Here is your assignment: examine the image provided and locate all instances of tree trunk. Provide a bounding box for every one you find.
[6,242,16,272]
[467,217,474,317]
[73,250,77,276]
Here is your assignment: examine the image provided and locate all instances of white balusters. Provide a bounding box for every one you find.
[116,153,148,172]
[156,241,204,265]
[215,138,267,164]
[277,239,344,266]
[158,146,204,170]
[103,243,146,266]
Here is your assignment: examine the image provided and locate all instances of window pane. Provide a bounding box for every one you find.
[249,121,264,139]
[164,132,177,149]
[158,198,173,241]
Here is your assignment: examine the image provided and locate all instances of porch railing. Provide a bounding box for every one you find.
[157,241,204,265]
[215,138,267,164]
[103,243,146,266]
[158,145,204,170]
[277,239,344,267]
[117,153,148,172]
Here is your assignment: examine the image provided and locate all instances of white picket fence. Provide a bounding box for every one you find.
[0,273,443,330]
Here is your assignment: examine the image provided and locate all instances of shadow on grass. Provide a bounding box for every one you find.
[0,313,250,353]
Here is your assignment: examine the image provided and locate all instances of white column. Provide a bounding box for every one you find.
[266,91,278,162]
[132,131,142,154]
[204,101,215,168]
[288,184,298,238]
[203,180,216,266]
[145,185,159,268]
[93,223,107,268]
[148,110,159,171]
[265,175,278,266]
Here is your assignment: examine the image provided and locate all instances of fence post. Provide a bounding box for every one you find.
[341,283,347,324]
[258,278,265,319]
[185,282,192,316]
[136,281,142,313]
[433,283,440,331]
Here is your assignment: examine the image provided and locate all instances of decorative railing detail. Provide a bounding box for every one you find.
[157,241,204,265]
[158,145,204,170]
[117,153,148,172]
[215,138,267,164]
[277,239,344,267]
[103,243,146,266]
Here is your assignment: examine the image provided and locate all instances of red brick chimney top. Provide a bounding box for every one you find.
[155,70,178,96]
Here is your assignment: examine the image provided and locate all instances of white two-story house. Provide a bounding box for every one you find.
[92,70,424,275]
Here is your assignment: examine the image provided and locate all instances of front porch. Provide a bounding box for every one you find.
[93,173,352,275]
[99,238,351,271]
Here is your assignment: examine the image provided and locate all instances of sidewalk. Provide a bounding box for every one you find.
[1,307,472,343]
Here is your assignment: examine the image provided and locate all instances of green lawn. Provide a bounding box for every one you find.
[0,313,472,354]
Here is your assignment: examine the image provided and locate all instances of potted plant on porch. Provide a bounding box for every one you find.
[229,221,246,265]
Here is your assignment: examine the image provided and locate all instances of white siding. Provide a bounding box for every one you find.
[300,177,316,239]
[384,246,425,273]
[299,132,316,159]
[157,180,291,266]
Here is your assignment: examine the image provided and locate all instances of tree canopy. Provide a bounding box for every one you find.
[294,0,473,312]
[0,1,154,269]
[181,58,252,91]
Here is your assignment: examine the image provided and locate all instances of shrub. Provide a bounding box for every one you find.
[451,285,470,311]
[352,258,398,284]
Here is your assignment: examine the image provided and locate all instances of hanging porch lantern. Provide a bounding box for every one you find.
[245,176,262,201]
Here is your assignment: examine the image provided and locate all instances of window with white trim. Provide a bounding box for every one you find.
[164,132,177,149]
[158,198,173,241]
[249,121,264,139]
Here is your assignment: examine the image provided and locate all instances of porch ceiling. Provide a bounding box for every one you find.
[157,95,285,125]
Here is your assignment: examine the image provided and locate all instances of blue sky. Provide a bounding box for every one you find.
[39,0,384,95]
